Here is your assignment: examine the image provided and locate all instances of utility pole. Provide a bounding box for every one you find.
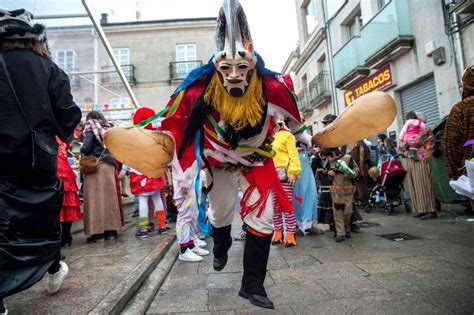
[82,0,140,108]
[92,29,99,105]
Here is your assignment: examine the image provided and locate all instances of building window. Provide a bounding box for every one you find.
[346,13,362,40]
[112,48,130,77]
[303,0,318,35]
[56,50,75,70]
[176,43,196,75]
[377,0,390,9]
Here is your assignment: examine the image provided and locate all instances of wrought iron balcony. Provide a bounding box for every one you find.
[333,0,414,88]
[170,60,203,81]
[308,71,331,107]
[448,0,474,14]
[297,89,312,114]
[101,64,136,86]
[66,68,81,89]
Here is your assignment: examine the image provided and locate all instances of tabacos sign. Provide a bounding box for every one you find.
[344,64,395,106]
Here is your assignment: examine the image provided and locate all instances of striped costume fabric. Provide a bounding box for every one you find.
[147,191,168,221]
[407,158,437,214]
[273,182,297,233]
[443,96,474,179]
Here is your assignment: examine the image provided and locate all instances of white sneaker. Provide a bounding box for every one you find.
[48,261,69,294]
[178,248,203,262]
[192,246,210,256]
[194,238,207,248]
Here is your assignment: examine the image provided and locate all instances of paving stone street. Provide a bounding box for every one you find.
[146,207,474,314]
[4,203,474,314]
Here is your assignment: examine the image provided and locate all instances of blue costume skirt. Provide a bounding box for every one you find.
[292,152,318,231]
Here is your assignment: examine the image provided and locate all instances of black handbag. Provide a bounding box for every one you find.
[0,52,58,177]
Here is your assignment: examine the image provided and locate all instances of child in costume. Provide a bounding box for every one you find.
[322,147,359,242]
[174,168,209,262]
[56,137,81,247]
[399,111,433,161]
[271,120,301,247]
[293,141,318,235]
[127,107,169,238]
[316,151,335,231]
[400,113,425,146]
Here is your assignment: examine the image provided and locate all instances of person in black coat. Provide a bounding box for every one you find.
[0,9,81,313]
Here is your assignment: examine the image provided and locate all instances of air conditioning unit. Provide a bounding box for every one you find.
[432,47,446,66]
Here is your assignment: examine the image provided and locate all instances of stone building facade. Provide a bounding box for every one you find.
[47,16,215,123]
[329,0,473,140]
[283,0,334,134]
[288,0,473,139]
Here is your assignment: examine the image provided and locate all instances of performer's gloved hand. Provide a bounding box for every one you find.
[288,173,297,186]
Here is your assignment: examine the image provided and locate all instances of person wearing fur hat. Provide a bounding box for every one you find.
[444,65,474,211]
[0,9,81,314]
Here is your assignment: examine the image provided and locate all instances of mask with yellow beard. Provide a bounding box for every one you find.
[205,0,265,132]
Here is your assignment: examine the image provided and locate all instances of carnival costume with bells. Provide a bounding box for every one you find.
[105,0,397,309]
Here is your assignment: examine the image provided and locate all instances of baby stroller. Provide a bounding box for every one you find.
[365,154,410,215]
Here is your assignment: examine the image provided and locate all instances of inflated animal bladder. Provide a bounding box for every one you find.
[104,127,174,178]
[312,91,396,148]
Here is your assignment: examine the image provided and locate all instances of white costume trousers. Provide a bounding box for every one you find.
[206,168,274,235]
[173,179,199,246]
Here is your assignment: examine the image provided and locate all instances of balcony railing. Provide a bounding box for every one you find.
[170,60,203,80]
[65,68,81,89]
[101,64,136,86]
[308,71,331,107]
[297,89,312,113]
[333,0,413,83]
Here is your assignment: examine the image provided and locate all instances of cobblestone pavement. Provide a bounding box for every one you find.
[4,217,175,314]
[147,206,474,314]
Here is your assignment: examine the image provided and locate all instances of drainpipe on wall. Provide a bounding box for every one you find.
[322,0,339,115]
[451,12,465,91]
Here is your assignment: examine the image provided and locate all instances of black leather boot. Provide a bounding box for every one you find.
[211,224,232,271]
[61,221,73,247]
[239,230,274,309]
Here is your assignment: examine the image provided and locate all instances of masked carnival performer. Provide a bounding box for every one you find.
[104,0,398,309]
[160,1,313,308]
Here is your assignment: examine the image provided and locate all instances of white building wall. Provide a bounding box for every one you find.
[331,0,463,139]
[292,0,335,133]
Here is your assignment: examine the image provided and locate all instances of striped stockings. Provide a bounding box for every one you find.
[273,182,297,233]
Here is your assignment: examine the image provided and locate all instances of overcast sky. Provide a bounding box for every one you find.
[2,0,345,70]
[2,0,303,71]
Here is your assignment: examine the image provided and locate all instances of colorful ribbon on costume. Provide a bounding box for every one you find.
[131,90,185,128]
[206,113,275,158]
[194,129,208,215]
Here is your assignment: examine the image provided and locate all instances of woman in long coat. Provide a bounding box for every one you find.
[0,9,81,312]
[81,111,122,242]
